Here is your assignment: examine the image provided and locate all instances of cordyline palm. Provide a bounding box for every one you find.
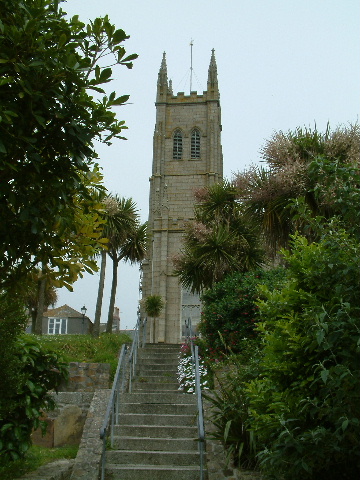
[106,209,147,333]
[234,124,360,256]
[174,181,264,294]
[93,195,137,336]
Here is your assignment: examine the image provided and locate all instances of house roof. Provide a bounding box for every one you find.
[43,304,87,319]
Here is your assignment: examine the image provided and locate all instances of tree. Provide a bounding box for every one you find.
[0,0,137,288]
[234,124,360,256]
[143,295,164,343]
[22,267,58,333]
[174,181,264,293]
[105,197,147,333]
[93,194,138,337]
[199,267,286,357]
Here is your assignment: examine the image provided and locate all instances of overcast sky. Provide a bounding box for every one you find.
[56,0,360,329]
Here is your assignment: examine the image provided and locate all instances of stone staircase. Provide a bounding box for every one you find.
[104,344,206,479]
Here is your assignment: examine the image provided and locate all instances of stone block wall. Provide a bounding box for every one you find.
[32,361,110,448]
[58,362,110,392]
[32,392,93,448]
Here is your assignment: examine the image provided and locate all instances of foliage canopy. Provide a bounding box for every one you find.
[0,0,137,287]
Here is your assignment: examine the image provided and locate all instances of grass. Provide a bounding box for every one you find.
[0,445,78,480]
[24,332,132,379]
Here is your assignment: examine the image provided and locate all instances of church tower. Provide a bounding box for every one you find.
[141,50,223,343]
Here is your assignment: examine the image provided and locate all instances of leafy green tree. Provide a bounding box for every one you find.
[105,197,147,333]
[22,267,58,333]
[199,268,286,357]
[246,225,360,480]
[174,181,264,293]
[0,0,137,288]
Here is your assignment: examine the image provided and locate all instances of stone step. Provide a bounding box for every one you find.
[105,464,203,480]
[112,436,198,451]
[136,356,179,363]
[120,392,196,404]
[133,374,177,384]
[131,382,180,392]
[137,363,178,371]
[106,450,201,466]
[120,402,196,415]
[118,413,196,426]
[114,424,198,438]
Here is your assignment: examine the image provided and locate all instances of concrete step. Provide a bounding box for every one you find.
[118,413,197,426]
[137,356,179,364]
[131,382,180,392]
[137,363,178,371]
[114,424,198,438]
[112,436,198,451]
[106,450,201,466]
[120,402,196,415]
[105,464,203,480]
[133,374,177,383]
[120,392,196,404]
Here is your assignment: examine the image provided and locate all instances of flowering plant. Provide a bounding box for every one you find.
[177,341,210,393]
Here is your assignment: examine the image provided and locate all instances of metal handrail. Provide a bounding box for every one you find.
[99,343,128,480]
[99,315,143,480]
[128,314,141,392]
[185,317,206,480]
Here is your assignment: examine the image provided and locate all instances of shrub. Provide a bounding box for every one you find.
[246,226,360,480]
[0,336,68,460]
[204,345,262,469]
[199,268,286,358]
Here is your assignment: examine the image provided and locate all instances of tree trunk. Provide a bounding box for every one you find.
[93,250,106,337]
[31,308,37,333]
[34,266,47,335]
[106,257,118,333]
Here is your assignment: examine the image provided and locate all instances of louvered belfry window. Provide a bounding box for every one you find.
[173,129,183,159]
[191,128,200,158]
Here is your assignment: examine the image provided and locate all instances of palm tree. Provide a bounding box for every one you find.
[93,195,137,337]
[105,198,148,333]
[174,181,264,294]
[143,295,164,343]
[234,124,360,256]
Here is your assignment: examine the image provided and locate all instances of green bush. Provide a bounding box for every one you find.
[0,336,68,460]
[199,268,286,358]
[247,226,360,479]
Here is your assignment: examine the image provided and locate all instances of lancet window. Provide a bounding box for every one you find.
[191,128,201,158]
[173,129,183,159]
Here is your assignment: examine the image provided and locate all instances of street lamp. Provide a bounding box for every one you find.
[81,305,87,334]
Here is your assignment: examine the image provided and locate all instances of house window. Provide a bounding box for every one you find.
[48,317,67,335]
[173,129,183,159]
[191,128,201,158]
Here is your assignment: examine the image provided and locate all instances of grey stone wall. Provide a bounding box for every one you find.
[58,362,110,392]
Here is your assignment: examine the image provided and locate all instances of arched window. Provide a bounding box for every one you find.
[191,128,201,158]
[173,129,183,159]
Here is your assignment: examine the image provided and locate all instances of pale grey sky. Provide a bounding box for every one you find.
[57,0,360,329]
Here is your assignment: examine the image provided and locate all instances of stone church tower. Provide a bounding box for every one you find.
[141,50,223,343]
